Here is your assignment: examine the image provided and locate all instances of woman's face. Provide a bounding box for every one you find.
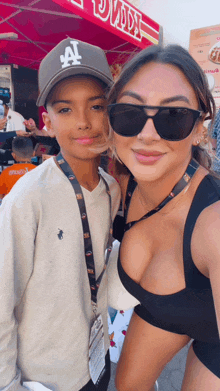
[113,62,204,182]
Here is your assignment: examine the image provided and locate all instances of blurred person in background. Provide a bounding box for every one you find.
[210,108,220,174]
[0,136,36,198]
[0,87,30,164]
[24,117,60,157]
[0,87,26,133]
[24,117,54,137]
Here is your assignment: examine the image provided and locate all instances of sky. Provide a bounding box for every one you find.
[139,0,220,49]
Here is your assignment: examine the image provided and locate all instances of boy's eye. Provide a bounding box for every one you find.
[59,107,71,113]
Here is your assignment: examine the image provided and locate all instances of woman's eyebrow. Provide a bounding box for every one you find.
[160,95,190,105]
[118,91,144,103]
[118,93,190,106]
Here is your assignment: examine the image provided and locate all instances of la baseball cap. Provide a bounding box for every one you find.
[37,38,113,107]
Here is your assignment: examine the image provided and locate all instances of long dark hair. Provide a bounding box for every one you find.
[108,44,215,170]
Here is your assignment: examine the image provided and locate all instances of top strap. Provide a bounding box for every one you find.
[112,174,137,242]
[124,174,137,223]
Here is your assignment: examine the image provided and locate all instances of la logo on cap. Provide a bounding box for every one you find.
[60,41,82,69]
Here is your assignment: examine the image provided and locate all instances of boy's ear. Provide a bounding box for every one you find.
[42,112,55,137]
[11,152,16,160]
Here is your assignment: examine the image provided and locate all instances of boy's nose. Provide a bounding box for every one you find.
[77,123,90,130]
[76,112,91,130]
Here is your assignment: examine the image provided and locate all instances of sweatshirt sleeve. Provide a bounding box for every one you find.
[107,240,140,310]
[0,191,38,390]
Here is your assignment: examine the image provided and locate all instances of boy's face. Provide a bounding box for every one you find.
[43,76,108,161]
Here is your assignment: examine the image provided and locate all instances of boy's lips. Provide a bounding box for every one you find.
[75,136,99,145]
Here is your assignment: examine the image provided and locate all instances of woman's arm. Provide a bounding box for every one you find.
[191,201,220,334]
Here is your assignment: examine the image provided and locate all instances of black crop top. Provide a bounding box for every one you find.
[114,174,220,343]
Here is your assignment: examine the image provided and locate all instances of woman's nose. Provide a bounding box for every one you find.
[137,117,161,142]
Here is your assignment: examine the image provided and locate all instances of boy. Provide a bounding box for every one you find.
[0,88,29,164]
[0,39,121,391]
[0,136,36,198]
[0,87,26,133]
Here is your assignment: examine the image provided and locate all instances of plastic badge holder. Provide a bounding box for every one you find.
[23,382,51,391]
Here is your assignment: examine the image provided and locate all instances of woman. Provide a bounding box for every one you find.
[107,45,220,390]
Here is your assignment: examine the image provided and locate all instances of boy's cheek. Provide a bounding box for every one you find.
[102,116,109,131]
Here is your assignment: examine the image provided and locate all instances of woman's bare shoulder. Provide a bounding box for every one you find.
[194,199,220,234]
[192,200,220,270]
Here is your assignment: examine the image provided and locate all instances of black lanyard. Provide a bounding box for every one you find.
[56,153,113,313]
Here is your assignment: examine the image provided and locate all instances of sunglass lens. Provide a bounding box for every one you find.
[155,108,196,141]
[109,104,146,137]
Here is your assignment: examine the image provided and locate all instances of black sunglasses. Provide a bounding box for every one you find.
[107,103,203,141]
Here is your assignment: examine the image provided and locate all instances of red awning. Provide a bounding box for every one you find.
[0,0,160,70]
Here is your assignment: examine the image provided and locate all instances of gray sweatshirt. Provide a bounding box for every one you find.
[0,158,126,391]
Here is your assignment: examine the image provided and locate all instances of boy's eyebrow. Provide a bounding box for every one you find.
[51,100,71,107]
[88,95,106,101]
[50,95,106,106]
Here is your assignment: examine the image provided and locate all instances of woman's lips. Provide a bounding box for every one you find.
[133,150,165,164]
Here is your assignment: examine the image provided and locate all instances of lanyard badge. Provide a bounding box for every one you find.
[56,153,113,386]
[89,314,106,385]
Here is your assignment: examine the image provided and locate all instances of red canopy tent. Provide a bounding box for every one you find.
[0,0,160,125]
[0,0,160,69]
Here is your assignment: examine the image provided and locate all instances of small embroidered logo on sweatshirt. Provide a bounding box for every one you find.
[58,229,64,240]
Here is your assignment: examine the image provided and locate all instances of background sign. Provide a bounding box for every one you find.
[189,24,220,111]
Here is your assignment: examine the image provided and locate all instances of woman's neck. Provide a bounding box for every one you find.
[136,159,192,211]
